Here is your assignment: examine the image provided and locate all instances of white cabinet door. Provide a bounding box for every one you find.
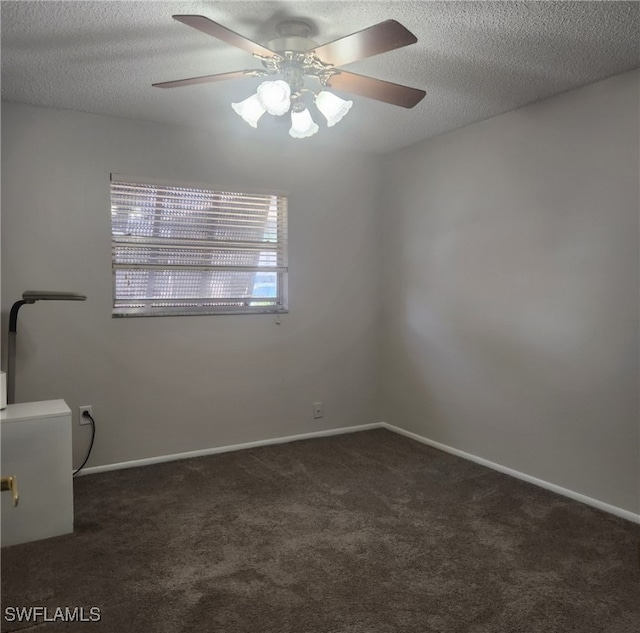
[1,400,74,547]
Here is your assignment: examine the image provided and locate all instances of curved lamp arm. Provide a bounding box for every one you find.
[6,291,86,404]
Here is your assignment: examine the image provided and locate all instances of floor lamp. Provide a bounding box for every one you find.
[7,291,87,405]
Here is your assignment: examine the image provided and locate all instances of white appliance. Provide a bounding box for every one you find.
[1,400,73,546]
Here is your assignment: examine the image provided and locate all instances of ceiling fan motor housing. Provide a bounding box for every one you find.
[267,20,318,55]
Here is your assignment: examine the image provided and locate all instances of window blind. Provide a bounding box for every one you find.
[110,175,288,317]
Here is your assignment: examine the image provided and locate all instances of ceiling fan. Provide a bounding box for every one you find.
[153,15,426,138]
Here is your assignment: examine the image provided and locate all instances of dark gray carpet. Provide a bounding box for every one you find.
[2,429,639,632]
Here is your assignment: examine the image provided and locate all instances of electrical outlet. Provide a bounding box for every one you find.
[79,405,92,425]
[312,402,324,419]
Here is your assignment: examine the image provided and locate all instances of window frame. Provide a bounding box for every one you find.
[110,174,289,318]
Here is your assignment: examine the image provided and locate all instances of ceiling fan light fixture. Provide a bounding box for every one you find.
[157,16,426,136]
[315,91,353,127]
[231,94,266,128]
[257,80,291,115]
[289,108,319,139]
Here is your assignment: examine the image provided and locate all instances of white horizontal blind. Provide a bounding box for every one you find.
[111,175,288,317]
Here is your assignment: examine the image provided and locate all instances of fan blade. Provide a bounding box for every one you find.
[326,70,425,108]
[153,70,266,89]
[173,15,277,59]
[307,20,417,67]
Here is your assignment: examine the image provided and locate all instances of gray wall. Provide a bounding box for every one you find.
[381,69,639,513]
[2,69,638,515]
[1,103,383,467]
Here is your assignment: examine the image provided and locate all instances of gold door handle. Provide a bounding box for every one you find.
[1,475,19,507]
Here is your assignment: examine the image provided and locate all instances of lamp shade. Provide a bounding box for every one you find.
[231,94,266,128]
[289,108,319,139]
[315,91,353,127]
[257,80,291,116]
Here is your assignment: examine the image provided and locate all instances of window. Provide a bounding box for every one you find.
[110,175,288,317]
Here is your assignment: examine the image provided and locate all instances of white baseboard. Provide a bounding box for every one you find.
[78,420,639,524]
[77,422,385,476]
[381,422,640,525]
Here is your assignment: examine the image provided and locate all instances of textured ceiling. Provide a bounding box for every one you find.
[2,1,639,154]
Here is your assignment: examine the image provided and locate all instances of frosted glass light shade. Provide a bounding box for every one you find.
[289,108,319,139]
[257,80,291,116]
[315,91,353,127]
[231,94,266,128]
